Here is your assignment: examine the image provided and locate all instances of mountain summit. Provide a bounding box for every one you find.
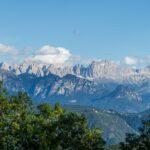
[1,60,150,113]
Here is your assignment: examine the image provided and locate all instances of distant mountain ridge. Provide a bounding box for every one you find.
[1,60,150,113]
[1,60,150,83]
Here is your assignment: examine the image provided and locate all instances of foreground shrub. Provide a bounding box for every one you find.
[120,116,150,150]
[0,82,105,150]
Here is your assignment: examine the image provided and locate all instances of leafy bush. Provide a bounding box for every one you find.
[120,116,150,150]
[0,81,105,150]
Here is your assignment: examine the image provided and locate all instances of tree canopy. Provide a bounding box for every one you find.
[0,82,105,150]
[120,116,150,150]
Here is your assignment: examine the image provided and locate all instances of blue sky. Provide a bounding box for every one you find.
[0,0,150,65]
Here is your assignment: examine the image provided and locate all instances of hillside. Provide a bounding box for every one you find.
[64,105,137,145]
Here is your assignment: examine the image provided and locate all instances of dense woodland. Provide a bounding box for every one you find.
[0,81,105,150]
[0,81,150,150]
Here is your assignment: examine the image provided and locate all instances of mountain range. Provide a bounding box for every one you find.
[1,60,150,113]
[64,105,149,145]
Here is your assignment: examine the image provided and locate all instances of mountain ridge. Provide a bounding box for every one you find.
[1,60,150,84]
[1,60,150,113]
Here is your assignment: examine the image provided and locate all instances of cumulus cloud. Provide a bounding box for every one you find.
[123,56,138,65]
[26,45,72,64]
[2,42,150,68]
[0,43,15,53]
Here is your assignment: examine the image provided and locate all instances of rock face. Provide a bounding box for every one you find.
[1,60,150,112]
[1,60,150,83]
[0,61,149,81]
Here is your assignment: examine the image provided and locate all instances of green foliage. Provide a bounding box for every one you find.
[65,105,136,145]
[49,112,105,150]
[0,82,105,150]
[0,81,7,97]
[120,116,150,150]
[106,145,120,150]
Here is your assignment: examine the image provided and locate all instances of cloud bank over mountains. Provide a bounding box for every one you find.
[123,56,138,65]
[26,45,72,64]
[0,43,16,53]
[123,56,150,67]
[0,43,150,67]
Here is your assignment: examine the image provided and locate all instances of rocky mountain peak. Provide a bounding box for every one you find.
[1,61,150,85]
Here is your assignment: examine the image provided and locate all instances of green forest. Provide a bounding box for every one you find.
[0,81,150,150]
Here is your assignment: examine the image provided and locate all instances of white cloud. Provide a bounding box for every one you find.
[0,43,15,53]
[123,56,138,65]
[2,43,150,68]
[26,45,72,64]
